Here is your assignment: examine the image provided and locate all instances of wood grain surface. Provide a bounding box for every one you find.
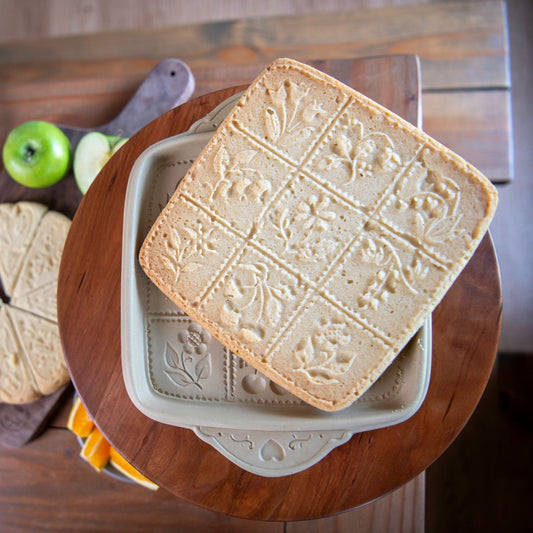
[0,412,425,531]
[57,56,502,521]
[0,2,508,90]
[0,1,512,182]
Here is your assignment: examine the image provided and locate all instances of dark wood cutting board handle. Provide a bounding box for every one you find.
[57,58,195,150]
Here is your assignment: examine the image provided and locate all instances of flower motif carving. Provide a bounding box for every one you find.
[357,236,428,310]
[294,319,356,384]
[294,194,336,233]
[264,80,326,146]
[395,162,466,245]
[0,209,31,247]
[160,220,216,283]
[272,193,338,262]
[21,232,61,285]
[164,324,212,390]
[220,262,295,344]
[209,147,271,204]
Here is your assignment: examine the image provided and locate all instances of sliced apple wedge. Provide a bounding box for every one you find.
[73,132,128,194]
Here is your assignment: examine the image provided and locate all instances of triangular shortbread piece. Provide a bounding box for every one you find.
[6,306,69,396]
[11,211,71,322]
[0,305,40,404]
[0,202,47,296]
[11,281,59,323]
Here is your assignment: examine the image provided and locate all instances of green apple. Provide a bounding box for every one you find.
[73,132,128,194]
[2,121,71,188]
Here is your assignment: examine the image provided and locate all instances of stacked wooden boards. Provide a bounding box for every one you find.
[0,1,512,183]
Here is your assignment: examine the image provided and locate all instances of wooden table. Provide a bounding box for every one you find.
[0,1,512,184]
[0,2,507,530]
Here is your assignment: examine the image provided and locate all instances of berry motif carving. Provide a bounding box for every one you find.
[318,117,402,182]
[210,147,271,203]
[392,158,466,247]
[357,236,428,311]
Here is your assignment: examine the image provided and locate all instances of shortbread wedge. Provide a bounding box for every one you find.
[6,306,69,396]
[0,305,40,404]
[11,211,71,322]
[0,203,71,404]
[139,58,498,411]
[0,202,47,295]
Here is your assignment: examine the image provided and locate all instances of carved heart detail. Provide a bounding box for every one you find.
[259,439,286,462]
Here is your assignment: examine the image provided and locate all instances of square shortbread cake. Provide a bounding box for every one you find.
[139,58,498,411]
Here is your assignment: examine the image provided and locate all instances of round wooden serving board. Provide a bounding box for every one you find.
[58,82,502,520]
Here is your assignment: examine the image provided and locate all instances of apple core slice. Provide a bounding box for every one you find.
[73,132,128,194]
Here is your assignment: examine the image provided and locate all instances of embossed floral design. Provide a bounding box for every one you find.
[294,194,336,232]
[160,221,216,283]
[18,231,62,287]
[294,319,355,384]
[395,163,465,245]
[178,323,209,355]
[164,324,212,390]
[357,236,428,310]
[220,262,295,344]
[272,193,338,263]
[264,80,326,146]
[0,321,24,393]
[209,147,271,203]
[0,208,31,248]
[318,118,401,183]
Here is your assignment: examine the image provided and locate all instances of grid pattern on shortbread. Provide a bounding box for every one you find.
[142,59,490,405]
[176,69,455,357]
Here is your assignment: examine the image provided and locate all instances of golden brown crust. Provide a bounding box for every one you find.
[139,58,497,411]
